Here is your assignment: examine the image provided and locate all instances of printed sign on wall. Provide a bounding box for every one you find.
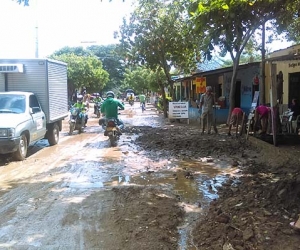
[195,77,206,93]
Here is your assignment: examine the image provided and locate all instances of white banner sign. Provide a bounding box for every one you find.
[169,102,189,119]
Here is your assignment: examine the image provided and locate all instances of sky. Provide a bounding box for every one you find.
[0,0,136,58]
[0,0,294,59]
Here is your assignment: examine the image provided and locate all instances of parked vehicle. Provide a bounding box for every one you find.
[68,107,84,135]
[0,59,68,161]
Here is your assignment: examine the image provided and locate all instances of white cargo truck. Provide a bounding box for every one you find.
[0,59,68,160]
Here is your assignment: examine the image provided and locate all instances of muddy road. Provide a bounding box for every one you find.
[0,101,227,250]
[1,101,299,250]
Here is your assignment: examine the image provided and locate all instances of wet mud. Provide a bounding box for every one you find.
[0,102,300,249]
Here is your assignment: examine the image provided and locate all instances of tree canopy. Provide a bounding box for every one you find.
[49,53,109,99]
[118,0,202,116]
[87,45,126,92]
[189,0,297,122]
[52,46,94,57]
[122,66,164,94]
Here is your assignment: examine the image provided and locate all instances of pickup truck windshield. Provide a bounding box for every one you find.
[0,94,26,114]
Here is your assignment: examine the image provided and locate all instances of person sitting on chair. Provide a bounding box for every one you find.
[291,98,300,120]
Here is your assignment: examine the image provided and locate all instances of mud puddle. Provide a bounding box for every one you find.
[103,153,241,250]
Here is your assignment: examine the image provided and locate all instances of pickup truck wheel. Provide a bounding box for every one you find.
[12,134,28,161]
[48,123,59,146]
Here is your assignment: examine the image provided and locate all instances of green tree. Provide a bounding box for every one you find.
[49,53,109,100]
[189,0,294,123]
[285,19,300,43]
[87,45,125,92]
[122,66,164,94]
[118,0,202,117]
[122,67,148,94]
[52,46,93,57]
[275,1,300,43]
[220,37,262,67]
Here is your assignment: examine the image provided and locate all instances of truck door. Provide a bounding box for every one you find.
[29,95,47,141]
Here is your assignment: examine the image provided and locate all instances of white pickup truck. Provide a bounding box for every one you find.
[0,59,68,161]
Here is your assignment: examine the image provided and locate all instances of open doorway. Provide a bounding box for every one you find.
[235,80,241,108]
[289,72,300,106]
[252,83,259,102]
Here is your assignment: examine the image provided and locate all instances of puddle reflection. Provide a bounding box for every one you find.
[103,157,241,250]
[104,158,240,205]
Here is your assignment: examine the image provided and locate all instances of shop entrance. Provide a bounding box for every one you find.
[289,72,300,105]
[235,80,241,108]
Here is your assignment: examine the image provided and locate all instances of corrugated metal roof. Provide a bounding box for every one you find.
[264,54,300,62]
[173,62,261,82]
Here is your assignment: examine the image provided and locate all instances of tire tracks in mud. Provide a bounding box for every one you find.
[0,123,116,248]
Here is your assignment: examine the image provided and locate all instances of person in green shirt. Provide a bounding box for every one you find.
[93,93,102,103]
[72,95,88,126]
[93,93,102,115]
[139,94,146,107]
[100,91,125,134]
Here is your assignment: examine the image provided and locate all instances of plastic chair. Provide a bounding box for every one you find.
[291,115,300,134]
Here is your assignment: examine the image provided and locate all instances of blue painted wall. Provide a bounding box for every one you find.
[188,107,229,124]
[223,64,260,114]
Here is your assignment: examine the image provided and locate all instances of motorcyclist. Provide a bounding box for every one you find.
[72,95,88,126]
[93,93,102,115]
[100,91,125,135]
[128,94,134,102]
[139,93,146,107]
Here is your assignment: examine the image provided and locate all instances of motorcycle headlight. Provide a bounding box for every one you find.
[0,128,15,138]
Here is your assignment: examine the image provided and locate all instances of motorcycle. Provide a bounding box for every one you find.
[129,99,134,106]
[141,102,145,112]
[68,107,85,135]
[101,118,123,146]
[94,101,102,118]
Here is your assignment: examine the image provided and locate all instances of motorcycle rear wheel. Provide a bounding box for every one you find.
[109,135,117,147]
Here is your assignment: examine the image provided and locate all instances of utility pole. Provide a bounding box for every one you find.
[260,21,266,105]
[35,25,39,58]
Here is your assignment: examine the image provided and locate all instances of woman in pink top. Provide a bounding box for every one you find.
[228,107,244,135]
[255,105,270,134]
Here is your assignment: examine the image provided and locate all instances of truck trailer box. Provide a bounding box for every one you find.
[0,58,68,122]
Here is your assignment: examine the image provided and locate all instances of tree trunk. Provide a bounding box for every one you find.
[260,22,266,105]
[227,59,240,125]
[159,83,168,118]
[169,81,174,99]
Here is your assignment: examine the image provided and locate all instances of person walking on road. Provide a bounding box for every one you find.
[199,86,214,135]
